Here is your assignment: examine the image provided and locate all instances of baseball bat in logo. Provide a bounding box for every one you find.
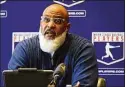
[0,0,6,4]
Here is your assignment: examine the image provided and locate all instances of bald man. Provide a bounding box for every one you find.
[8,4,98,87]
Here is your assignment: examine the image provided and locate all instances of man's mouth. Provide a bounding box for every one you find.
[44,31,56,39]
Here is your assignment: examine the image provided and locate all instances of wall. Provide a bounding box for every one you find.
[1,0,124,86]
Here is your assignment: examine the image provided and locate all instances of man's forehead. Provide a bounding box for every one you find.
[42,4,68,18]
[43,10,64,18]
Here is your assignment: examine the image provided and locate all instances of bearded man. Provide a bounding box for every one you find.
[8,4,98,87]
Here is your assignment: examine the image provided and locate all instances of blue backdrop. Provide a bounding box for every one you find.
[1,0,125,87]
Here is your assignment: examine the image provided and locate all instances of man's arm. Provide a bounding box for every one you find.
[8,41,29,70]
[72,43,98,87]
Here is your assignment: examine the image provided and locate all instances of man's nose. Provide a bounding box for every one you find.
[47,20,56,29]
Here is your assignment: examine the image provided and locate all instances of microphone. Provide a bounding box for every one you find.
[50,63,66,85]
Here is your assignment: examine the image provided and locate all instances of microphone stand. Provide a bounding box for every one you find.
[48,75,60,87]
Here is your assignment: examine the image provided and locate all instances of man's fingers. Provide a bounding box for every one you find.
[74,81,80,87]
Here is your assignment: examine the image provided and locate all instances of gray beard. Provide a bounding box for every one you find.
[39,27,67,54]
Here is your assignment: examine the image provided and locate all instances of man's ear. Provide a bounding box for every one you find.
[66,23,71,32]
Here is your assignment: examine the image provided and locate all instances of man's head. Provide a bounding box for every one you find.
[40,4,70,40]
[39,4,70,54]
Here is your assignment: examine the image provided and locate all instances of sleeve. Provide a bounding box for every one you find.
[8,41,29,70]
[72,43,98,87]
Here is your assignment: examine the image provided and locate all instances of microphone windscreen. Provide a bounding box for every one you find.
[53,63,66,77]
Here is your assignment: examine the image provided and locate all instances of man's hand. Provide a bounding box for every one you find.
[74,81,80,87]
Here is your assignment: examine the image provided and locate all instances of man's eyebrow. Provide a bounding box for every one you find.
[43,15,64,18]
[53,16,64,18]
[43,15,50,17]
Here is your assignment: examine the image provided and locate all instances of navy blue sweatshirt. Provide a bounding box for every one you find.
[8,33,98,87]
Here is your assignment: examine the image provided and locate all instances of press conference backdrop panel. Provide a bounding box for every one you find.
[1,0,124,87]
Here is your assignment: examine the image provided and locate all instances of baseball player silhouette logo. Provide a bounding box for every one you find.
[102,42,120,60]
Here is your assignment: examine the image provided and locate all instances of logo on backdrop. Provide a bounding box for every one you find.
[68,10,86,17]
[53,0,85,7]
[101,42,120,61]
[0,0,7,18]
[0,10,7,18]
[12,32,38,53]
[53,0,86,17]
[0,0,6,4]
[92,32,124,75]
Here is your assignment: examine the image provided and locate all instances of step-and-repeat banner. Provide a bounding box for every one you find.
[1,0,124,87]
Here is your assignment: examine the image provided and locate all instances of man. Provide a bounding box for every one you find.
[8,4,98,87]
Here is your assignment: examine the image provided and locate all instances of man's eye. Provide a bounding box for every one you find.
[54,19,62,24]
[43,17,50,23]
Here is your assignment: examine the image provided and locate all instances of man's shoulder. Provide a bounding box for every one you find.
[16,35,39,48]
[66,33,95,59]
[68,33,92,46]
